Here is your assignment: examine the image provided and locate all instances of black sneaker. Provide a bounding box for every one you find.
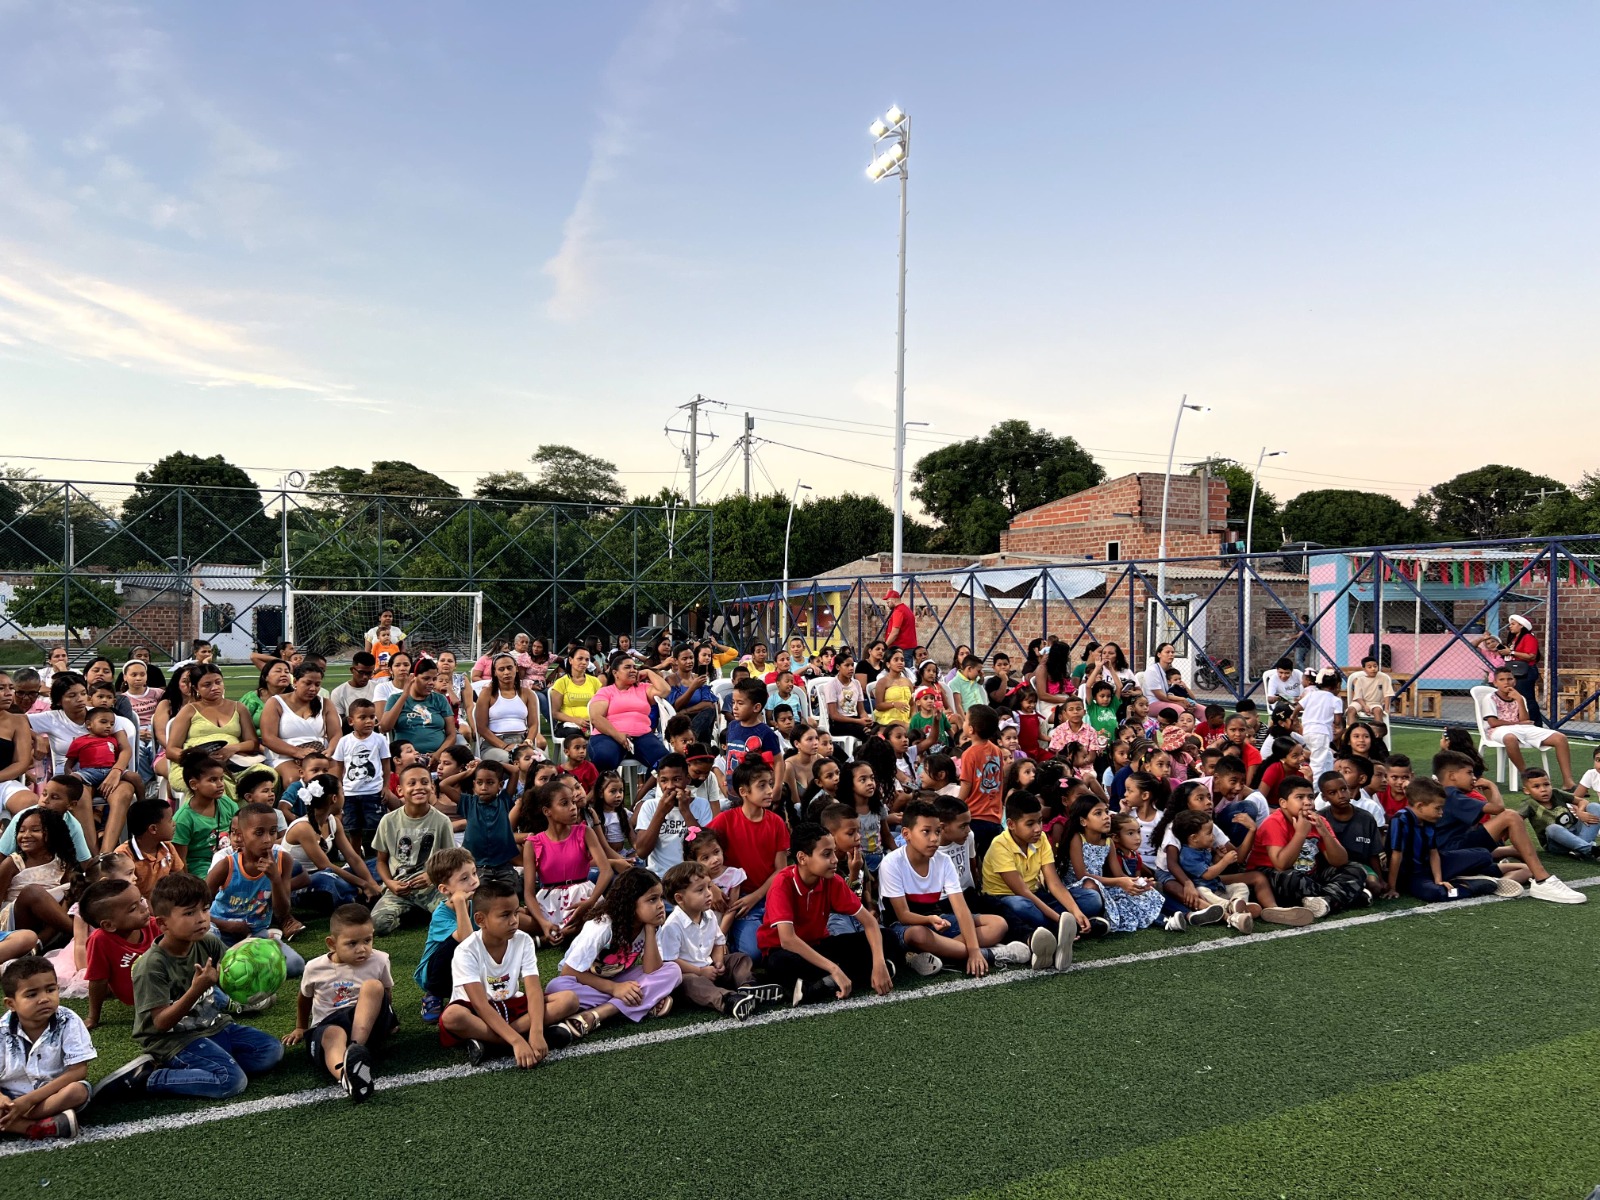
[340,1044,375,1103]
[464,1038,487,1067]
[796,977,840,1007]
[727,993,757,1021]
[737,982,785,1004]
[544,1022,575,1051]
[1085,916,1113,938]
[92,1054,155,1104]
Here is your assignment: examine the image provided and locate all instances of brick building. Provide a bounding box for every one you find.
[1000,472,1232,561]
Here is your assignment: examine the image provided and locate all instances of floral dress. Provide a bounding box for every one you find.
[1079,841,1165,932]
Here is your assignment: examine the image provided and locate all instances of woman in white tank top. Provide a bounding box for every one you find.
[473,653,543,763]
[260,664,340,784]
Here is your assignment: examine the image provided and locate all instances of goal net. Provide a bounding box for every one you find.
[286,591,483,665]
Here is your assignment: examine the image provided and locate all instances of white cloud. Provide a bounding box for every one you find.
[541,0,736,320]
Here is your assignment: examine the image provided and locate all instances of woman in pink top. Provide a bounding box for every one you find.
[587,653,671,772]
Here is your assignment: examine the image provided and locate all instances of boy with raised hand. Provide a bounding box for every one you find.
[438,881,581,1067]
[883,797,1030,977]
[371,763,455,935]
[711,761,792,960]
[981,790,1093,971]
[81,877,160,1030]
[414,848,478,1024]
[758,822,895,1007]
[1242,776,1370,918]
[283,904,398,1103]
[1431,749,1584,904]
[1382,778,1501,903]
[113,871,284,1101]
[0,958,93,1140]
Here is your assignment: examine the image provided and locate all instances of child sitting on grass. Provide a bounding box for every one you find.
[1517,768,1600,860]
[1382,779,1502,902]
[758,823,895,1006]
[522,779,610,943]
[439,881,587,1067]
[171,751,237,876]
[1431,749,1583,904]
[414,848,478,1024]
[81,876,160,1029]
[114,798,178,901]
[1061,795,1167,934]
[1168,810,1265,933]
[0,808,77,948]
[659,860,769,1020]
[547,867,683,1025]
[441,759,520,893]
[0,957,94,1140]
[1243,776,1371,919]
[883,797,1029,977]
[115,871,285,1100]
[981,790,1094,970]
[206,802,305,977]
[283,903,398,1102]
[371,763,455,935]
[1315,771,1382,886]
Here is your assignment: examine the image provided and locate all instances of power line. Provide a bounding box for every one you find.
[754,438,894,472]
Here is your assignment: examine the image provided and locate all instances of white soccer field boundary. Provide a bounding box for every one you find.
[5,875,1595,1158]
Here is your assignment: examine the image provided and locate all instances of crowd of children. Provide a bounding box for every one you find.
[0,629,1591,1140]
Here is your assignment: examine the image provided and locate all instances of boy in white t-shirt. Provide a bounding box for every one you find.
[884,797,1029,976]
[332,699,391,854]
[1298,670,1345,780]
[658,861,774,1020]
[436,881,583,1067]
[282,903,397,1103]
[1572,747,1600,804]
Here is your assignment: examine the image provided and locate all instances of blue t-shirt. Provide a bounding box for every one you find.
[1434,786,1486,851]
[384,691,454,755]
[723,719,781,775]
[1177,845,1215,884]
[459,789,517,868]
[669,682,717,710]
[415,898,463,989]
[1109,766,1133,805]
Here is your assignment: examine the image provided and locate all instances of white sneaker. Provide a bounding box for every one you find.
[1163,911,1191,932]
[1302,896,1331,919]
[1226,906,1254,934]
[1028,926,1057,970]
[1531,876,1587,905]
[992,940,1032,967]
[905,951,942,976]
[1053,913,1075,971]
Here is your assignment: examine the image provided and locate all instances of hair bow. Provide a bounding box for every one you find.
[304,779,324,801]
[683,825,703,843]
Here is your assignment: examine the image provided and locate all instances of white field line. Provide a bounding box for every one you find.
[7,875,1597,1158]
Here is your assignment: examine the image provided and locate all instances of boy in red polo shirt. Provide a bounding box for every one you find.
[758,822,895,1007]
[711,761,791,961]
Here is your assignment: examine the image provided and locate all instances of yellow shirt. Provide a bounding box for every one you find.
[550,673,601,725]
[982,828,1053,896]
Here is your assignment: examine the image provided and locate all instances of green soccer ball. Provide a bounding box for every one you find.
[218,937,287,1004]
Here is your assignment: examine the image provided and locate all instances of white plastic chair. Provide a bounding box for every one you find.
[806,676,832,731]
[1470,684,1549,792]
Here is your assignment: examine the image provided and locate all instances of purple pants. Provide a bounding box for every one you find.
[546,962,683,1022]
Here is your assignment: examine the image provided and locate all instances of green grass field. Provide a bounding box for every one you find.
[6,723,1600,1199]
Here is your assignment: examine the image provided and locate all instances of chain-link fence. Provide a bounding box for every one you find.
[0,478,714,666]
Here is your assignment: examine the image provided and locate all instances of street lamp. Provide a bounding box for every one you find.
[867,104,911,587]
[1155,395,1209,606]
[781,481,813,641]
[1242,448,1286,681]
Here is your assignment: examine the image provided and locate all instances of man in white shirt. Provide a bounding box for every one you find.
[1263,658,1305,707]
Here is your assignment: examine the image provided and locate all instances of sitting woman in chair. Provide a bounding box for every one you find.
[1485,665,1577,789]
[587,652,672,772]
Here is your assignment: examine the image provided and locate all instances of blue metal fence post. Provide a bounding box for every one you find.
[1549,540,1560,727]
[1373,550,1385,670]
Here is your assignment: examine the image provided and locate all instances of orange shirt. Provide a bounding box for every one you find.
[115,838,178,899]
[370,637,402,678]
[959,739,1005,824]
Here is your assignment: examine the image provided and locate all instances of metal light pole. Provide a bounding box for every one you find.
[868,105,910,585]
[780,481,812,642]
[1242,448,1286,681]
[1155,395,1209,606]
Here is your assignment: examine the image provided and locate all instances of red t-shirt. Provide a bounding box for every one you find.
[758,865,863,951]
[710,806,790,893]
[1377,787,1408,819]
[1245,809,1321,872]
[885,602,918,652]
[85,917,162,1005]
[1223,741,1262,769]
[564,760,598,794]
[960,740,1005,824]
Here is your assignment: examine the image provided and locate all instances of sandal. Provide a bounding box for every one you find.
[559,1010,603,1040]
[649,996,673,1019]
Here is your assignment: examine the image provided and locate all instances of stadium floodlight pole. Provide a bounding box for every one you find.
[1243,448,1287,681]
[1156,395,1209,608]
[868,104,910,587]
[781,481,812,642]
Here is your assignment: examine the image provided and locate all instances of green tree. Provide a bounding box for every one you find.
[911,420,1104,554]
[1526,472,1600,537]
[1188,457,1281,538]
[4,570,121,641]
[475,471,560,505]
[1414,465,1568,540]
[529,445,626,507]
[1281,489,1435,548]
[118,453,275,565]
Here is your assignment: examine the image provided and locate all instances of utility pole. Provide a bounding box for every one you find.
[743,413,753,498]
[665,395,717,503]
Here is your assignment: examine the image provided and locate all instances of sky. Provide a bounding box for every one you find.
[1,0,1596,518]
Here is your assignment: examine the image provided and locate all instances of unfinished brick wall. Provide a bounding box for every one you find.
[1000,473,1231,560]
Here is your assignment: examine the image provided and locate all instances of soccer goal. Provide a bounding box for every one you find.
[285,590,483,664]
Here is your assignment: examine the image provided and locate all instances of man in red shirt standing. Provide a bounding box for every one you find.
[883,588,917,655]
[758,823,895,1006]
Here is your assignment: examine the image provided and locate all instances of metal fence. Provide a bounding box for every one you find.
[709,534,1600,736]
[0,478,714,664]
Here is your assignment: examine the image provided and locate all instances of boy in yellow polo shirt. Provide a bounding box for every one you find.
[981,792,1097,971]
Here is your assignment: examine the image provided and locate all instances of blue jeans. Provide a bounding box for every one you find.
[343,792,386,845]
[730,899,767,960]
[306,869,360,905]
[147,1023,285,1099]
[1545,805,1600,854]
[589,731,668,773]
[992,890,1065,940]
[1067,883,1105,919]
